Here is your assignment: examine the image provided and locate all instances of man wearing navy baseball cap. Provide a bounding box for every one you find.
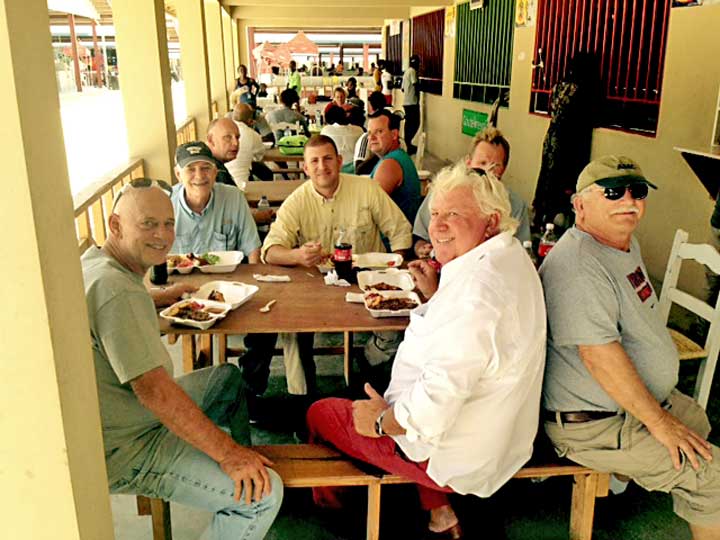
[541,155,720,537]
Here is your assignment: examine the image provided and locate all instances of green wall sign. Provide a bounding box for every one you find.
[462,109,488,136]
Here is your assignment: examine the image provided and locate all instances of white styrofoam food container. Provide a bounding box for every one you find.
[198,251,244,273]
[353,252,403,269]
[357,269,415,292]
[363,290,421,318]
[194,281,259,310]
[160,298,231,330]
[167,254,196,274]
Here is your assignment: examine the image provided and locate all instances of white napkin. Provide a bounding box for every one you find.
[324,270,351,287]
[345,292,365,303]
[253,274,291,282]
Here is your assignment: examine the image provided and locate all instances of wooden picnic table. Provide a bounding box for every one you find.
[160,264,409,381]
[244,179,306,206]
[262,147,305,163]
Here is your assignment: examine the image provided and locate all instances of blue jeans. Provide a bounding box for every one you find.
[111,365,284,540]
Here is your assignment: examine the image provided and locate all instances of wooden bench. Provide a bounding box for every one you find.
[139,443,609,540]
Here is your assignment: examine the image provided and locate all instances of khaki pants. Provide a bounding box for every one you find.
[545,390,720,526]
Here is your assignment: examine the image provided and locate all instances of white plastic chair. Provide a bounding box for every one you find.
[658,229,720,409]
[413,132,432,195]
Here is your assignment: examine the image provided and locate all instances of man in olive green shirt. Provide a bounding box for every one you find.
[261,134,412,396]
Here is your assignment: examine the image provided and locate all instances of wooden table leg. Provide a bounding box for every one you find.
[182,335,196,373]
[366,481,381,540]
[217,334,228,364]
[194,334,213,370]
[344,331,353,386]
[569,472,599,540]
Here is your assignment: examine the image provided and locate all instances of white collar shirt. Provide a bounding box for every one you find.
[225,121,266,184]
[385,232,547,496]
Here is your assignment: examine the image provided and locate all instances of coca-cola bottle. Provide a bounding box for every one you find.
[333,228,353,281]
[537,223,558,263]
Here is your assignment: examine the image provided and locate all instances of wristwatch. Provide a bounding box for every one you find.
[374,408,388,437]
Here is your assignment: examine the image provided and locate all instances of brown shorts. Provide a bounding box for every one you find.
[545,390,720,526]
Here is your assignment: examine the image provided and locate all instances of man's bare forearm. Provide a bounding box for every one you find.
[264,245,297,266]
[579,342,665,427]
[131,367,237,462]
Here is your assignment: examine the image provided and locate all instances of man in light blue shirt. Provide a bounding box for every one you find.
[171,142,261,262]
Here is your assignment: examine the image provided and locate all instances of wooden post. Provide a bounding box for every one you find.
[91,20,103,87]
[68,14,82,92]
[366,481,382,540]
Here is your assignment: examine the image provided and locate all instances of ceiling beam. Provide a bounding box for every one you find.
[236,17,391,27]
[224,0,450,7]
[231,5,410,19]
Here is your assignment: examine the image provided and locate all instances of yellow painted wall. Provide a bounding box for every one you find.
[222,9,236,96]
[205,0,228,114]
[424,4,720,288]
[0,0,113,538]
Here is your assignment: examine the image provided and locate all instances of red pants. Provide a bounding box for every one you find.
[306,398,452,510]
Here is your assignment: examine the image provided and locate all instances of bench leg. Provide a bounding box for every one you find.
[182,335,196,373]
[570,473,599,540]
[136,495,151,515]
[344,331,353,386]
[150,498,173,540]
[366,481,381,540]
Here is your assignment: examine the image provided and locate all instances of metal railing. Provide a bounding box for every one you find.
[73,116,198,251]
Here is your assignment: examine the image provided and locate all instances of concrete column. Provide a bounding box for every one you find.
[0,1,113,539]
[231,18,240,72]
[113,0,176,181]
[204,0,228,115]
[176,0,212,139]
[222,9,236,103]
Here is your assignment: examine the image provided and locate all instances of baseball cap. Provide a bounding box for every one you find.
[576,155,658,192]
[175,142,216,169]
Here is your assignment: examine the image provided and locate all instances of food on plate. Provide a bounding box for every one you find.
[205,307,226,315]
[166,301,213,321]
[366,293,418,311]
[188,252,221,266]
[367,282,402,291]
[167,254,195,269]
[208,290,226,303]
[386,260,396,267]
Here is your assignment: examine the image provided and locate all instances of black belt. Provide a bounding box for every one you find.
[543,409,619,424]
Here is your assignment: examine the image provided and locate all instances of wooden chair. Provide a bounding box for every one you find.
[658,229,720,408]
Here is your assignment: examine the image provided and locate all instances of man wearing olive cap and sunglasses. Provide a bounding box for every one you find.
[541,155,720,538]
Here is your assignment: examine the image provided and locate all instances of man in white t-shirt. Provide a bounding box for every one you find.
[226,103,273,183]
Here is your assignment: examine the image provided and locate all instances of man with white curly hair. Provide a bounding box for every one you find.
[307,164,546,538]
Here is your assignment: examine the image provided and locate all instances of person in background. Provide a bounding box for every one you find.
[413,127,531,258]
[368,109,421,224]
[266,89,309,142]
[307,164,545,540]
[401,54,421,155]
[323,86,353,118]
[171,142,260,263]
[234,64,259,108]
[260,135,411,401]
[321,105,364,168]
[287,60,302,96]
[81,181,283,540]
[373,60,382,92]
[227,103,274,184]
[354,91,390,175]
[346,76,359,100]
[532,52,600,231]
[542,155,720,540]
[257,83,268,98]
[206,118,242,187]
[380,62,393,106]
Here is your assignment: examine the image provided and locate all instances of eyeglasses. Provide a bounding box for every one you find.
[111,178,173,212]
[598,183,649,201]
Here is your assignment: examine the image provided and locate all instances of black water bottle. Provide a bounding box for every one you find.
[150,261,168,285]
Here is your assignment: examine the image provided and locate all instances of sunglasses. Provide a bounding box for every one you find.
[598,183,649,201]
[111,178,173,212]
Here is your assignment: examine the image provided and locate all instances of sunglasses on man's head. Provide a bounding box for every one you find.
[598,183,649,201]
[111,178,173,212]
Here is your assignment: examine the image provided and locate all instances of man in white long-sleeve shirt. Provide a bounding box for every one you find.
[226,103,273,183]
[307,164,546,538]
